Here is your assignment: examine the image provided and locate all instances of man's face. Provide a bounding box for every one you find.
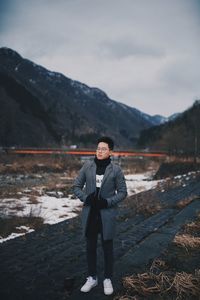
[96,142,112,160]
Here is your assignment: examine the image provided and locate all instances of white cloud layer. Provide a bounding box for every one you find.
[1,0,200,116]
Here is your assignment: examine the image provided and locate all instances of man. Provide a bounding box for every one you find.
[73,136,127,295]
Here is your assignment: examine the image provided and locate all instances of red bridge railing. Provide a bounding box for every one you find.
[5,148,167,157]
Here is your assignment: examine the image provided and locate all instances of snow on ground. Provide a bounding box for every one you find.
[0,194,81,243]
[0,171,164,243]
[0,194,81,225]
[0,227,35,243]
[125,172,161,196]
[1,170,199,243]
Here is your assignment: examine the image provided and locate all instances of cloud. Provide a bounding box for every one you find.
[1,0,200,116]
[99,38,165,59]
[160,55,200,92]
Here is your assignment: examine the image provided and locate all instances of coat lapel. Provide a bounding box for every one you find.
[101,163,113,187]
[90,161,96,190]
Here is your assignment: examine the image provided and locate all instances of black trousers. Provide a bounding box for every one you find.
[86,233,113,279]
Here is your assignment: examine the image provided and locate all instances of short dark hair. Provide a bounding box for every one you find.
[97,136,114,150]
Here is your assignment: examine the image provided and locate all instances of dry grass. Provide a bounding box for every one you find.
[173,234,200,250]
[114,261,200,300]
[27,195,41,204]
[0,184,26,199]
[156,170,200,192]
[122,157,161,175]
[0,154,82,175]
[176,196,195,209]
[124,190,162,217]
[156,177,184,192]
[115,217,200,299]
[0,215,44,238]
[0,201,45,238]
[114,250,200,300]
[114,296,140,300]
[173,214,200,251]
[150,258,168,273]
[183,219,200,235]
[43,180,72,197]
[0,172,73,199]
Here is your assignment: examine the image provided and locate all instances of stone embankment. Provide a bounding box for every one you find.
[1,174,200,300]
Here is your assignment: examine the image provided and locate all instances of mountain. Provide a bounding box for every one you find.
[138,100,200,155]
[0,47,163,148]
[142,113,180,126]
[167,112,180,122]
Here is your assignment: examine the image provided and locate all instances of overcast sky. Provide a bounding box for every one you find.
[1,0,200,116]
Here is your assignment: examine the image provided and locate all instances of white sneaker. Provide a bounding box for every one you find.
[103,278,113,295]
[80,276,98,292]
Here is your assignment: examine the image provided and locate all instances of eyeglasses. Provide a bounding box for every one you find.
[96,147,109,152]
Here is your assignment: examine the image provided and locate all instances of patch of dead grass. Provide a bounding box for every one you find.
[173,234,200,250]
[0,154,82,175]
[183,219,200,235]
[114,254,200,300]
[0,215,44,238]
[27,195,41,204]
[0,185,25,199]
[42,177,73,197]
[176,196,199,209]
[115,268,200,300]
[124,190,162,217]
[116,208,200,300]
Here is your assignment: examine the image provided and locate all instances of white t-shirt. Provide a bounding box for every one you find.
[96,174,104,188]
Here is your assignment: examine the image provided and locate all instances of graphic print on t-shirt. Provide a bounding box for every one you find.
[96,174,104,188]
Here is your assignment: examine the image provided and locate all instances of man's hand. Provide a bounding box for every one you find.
[85,192,96,207]
[85,193,108,209]
[96,197,108,209]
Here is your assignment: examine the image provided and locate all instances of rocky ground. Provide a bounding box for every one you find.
[0,166,200,300]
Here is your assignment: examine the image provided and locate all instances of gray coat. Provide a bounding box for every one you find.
[73,160,127,240]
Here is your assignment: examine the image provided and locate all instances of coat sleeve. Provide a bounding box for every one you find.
[73,163,87,203]
[106,166,127,207]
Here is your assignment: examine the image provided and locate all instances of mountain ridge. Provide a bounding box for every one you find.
[0,47,168,148]
[138,100,200,155]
